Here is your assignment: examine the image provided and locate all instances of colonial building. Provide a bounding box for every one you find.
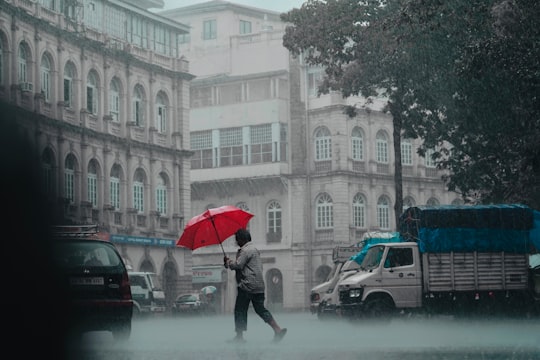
[161,0,462,312]
[0,0,194,307]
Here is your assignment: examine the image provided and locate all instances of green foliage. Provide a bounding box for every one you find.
[281,0,540,209]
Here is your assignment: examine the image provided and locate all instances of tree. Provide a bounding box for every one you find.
[282,0,433,226]
[282,0,540,210]
[396,0,540,208]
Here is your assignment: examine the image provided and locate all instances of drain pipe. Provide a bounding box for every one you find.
[303,59,314,310]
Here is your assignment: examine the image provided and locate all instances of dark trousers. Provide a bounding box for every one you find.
[234,287,273,332]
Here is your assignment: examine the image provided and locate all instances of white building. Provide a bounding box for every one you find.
[0,0,194,307]
[161,0,461,312]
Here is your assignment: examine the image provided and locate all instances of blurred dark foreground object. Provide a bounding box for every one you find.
[1,119,73,359]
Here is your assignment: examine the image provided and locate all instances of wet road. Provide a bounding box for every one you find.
[73,311,540,360]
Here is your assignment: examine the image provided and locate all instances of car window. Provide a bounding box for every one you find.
[54,241,122,268]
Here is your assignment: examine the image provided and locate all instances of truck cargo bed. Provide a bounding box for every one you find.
[423,252,529,292]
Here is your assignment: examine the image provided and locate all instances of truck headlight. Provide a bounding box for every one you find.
[349,289,363,298]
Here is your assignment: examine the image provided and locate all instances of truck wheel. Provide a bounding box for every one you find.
[317,308,331,321]
[364,296,395,320]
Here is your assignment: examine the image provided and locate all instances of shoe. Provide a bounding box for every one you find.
[227,336,246,344]
[273,328,287,343]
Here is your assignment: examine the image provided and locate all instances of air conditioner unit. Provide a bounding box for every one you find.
[20,82,33,92]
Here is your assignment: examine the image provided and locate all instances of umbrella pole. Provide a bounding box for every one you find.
[219,242,226,257]
[210,217,227,257]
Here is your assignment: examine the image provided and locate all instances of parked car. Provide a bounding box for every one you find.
[172,293,210,315]
[52,225,133,340]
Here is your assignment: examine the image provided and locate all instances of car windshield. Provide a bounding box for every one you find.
[177,294,198,302]
[54,241,121,268]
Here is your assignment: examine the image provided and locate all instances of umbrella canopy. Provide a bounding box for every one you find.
[200,285,217,295]
[177,205,254,255]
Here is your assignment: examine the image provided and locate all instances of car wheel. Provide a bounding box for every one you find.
[132,306,141,319]
[112,321,131,341]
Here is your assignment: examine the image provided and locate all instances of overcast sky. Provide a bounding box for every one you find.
[160,0,306,13]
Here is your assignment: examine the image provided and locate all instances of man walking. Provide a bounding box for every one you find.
[224,229,287,343]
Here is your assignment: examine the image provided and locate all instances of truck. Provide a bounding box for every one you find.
[338,204,540,319]
[310,245,362,314]
[316,232,402,319]
[128,271,167,316]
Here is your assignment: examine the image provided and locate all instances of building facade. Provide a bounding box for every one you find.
[0,0,194,307]
[161,0,462,312]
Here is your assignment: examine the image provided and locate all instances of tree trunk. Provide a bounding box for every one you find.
[388,91,404,230]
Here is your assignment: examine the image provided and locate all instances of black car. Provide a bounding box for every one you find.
[172,293,211,315]
[52,225,133,340]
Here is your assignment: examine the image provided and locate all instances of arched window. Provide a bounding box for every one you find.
[236,202,251,229]
[87,160,99,208]
[401,138,413,166]
[156,92,167,133]
[110,164,122,211]
[133,169,145,213]
[236,202,249,212]
[109,78,121,122]
[376,131,389,164]
[42,148,55,198]
[314,127,331,161]
[64,154,77,204]
[64,61,76,108]
[86,70,99,115]
[425,148,436,168]
[427,197,440,206]
[377,196,391,230]
[316,193,333,229]
[267,201,282,237]
[40,53,52,102]
[156,173,168,215]
[18,42,29,85]
[351,127,364,161]
[352,193,366,228]
[133,85,145,126]
[403,196,415,212]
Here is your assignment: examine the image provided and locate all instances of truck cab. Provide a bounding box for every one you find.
[310,246,361,314]
[310,261,344,314]
[317,259,360,319]
[128,271,166,316]
[338,242,422,318]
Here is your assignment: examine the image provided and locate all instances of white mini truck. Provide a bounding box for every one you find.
[338,204,540,319]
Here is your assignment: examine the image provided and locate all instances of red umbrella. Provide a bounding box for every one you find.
[177,205,254,256]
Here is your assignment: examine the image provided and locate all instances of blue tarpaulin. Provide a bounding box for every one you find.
[399,204,535,253]
[417,228,530,253]
[351,232,402,265]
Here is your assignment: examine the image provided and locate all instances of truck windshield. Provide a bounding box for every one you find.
[325,262,343,282]
[341,260,360,272]
[149,273,162,290]
[360,245,385,271]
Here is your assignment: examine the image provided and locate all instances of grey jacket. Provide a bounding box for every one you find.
[227,242,265,294]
